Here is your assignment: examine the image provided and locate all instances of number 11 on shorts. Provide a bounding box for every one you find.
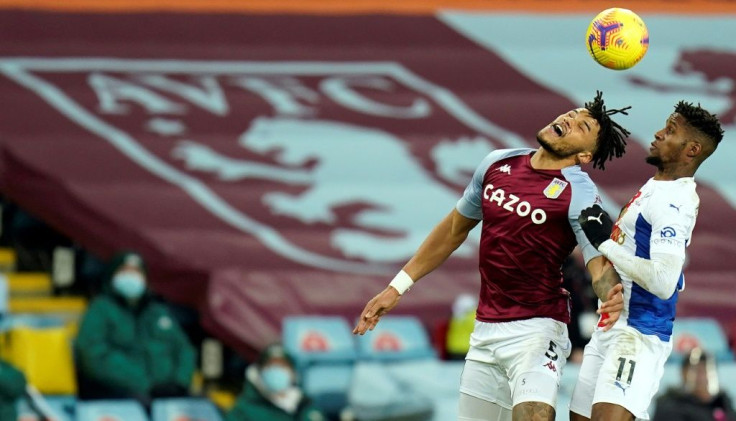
[616,357,636,385]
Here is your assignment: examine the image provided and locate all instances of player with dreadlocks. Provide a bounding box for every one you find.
[585,90,631,170]
[570,102,724,421]
[353,92,631,421]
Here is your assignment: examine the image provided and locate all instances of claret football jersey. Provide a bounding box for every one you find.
[456,148,602,324]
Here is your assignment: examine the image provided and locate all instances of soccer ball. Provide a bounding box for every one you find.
[586,8,649,70]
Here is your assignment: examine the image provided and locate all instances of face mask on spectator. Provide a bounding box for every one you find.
[261,365,292,393]
[112,272,146,299]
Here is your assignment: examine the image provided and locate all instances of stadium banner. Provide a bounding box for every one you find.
[0,10,734,355]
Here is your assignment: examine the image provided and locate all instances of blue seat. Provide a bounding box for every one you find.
[151,398,222,421]
[355,315,436,361]
[16,396,75,421]
[670,317,734,363]
[282,315,358,418]
[282,315,357,370]
[76,400,149,421]
[0,313,67,332]
[302,364,354,416]
[718,361,736,399]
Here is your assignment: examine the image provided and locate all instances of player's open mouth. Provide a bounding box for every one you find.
[553,124,564,136]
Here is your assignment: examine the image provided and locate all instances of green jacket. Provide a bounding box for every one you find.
[74,293,196,396]
[0,359,26,421]
[226,366,324,421]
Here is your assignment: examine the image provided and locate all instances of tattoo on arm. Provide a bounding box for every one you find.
[593,264,621,302]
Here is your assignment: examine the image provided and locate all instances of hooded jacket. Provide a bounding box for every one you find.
[653,387,736,421]
[74,252,196,398]
[226,344,324,421]
[0,359,26,421]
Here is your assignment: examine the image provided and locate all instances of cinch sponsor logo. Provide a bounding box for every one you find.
[483,183,547,224]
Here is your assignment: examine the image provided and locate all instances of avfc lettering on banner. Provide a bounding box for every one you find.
[483,183,547,224]
[0,58,511,272]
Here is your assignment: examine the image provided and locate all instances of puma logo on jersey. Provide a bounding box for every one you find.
[498,164,511,174]
[587,213,604,224]
[483,183,547,224]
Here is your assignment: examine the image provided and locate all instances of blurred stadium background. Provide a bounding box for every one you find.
[0,0,735,420]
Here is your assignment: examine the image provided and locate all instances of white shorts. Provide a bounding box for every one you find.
[569,325,672,420]
[459,318,571,409]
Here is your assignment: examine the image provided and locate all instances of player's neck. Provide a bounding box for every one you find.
[652,163,696,181]
[530,148,577,170]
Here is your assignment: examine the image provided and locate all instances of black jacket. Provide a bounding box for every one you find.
[653,388,736,421]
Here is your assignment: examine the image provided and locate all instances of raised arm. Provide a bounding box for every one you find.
[403,208,480,281]
[352,208,479,335]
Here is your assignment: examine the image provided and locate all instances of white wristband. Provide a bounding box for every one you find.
[389,270,414,295]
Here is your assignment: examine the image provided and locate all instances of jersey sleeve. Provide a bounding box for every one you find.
[564,167,603,265]
[643,188,699,258]
[456,148,533,220]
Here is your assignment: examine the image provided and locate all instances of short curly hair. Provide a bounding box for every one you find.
[584,91,631,170]
[674,101,724,147]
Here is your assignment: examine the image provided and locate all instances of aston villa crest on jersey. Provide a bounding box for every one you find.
[543,178,568,199]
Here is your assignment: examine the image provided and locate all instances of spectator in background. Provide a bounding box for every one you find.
[653,347,736,421]
[0,358,26,421]
[444,293,477,360]
[227,343,325,421]
[561,250,599,363]
[74,251,196,408]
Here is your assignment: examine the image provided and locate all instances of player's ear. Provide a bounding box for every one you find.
[686,140,702,158]
[576,151,593,165]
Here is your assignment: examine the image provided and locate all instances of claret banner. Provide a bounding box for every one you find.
[0,3,734,354]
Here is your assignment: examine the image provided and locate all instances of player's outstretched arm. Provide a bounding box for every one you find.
[579,203,687,300]
[352,209,479,335]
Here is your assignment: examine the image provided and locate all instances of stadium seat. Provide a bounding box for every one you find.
[16,395,76,421]
[355,315,436,361]
[6,272,53,296]
[76,400,149,421]
[670,317,734,363]
[8,295,86,314]
[0,324,77,394]
[718,361,736,398]
[0,247,17,272]
[0,313,67,332]
[282,315,358,418]
[282,315,357,369]
[657,362,682,394]
[151,397,223,421]
[348,359,463,421]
